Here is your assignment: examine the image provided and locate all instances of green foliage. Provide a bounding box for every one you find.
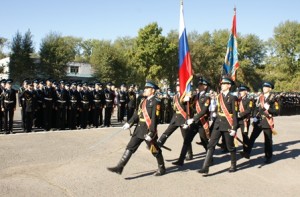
[264,20,300,91]
[39,32,76,79]
[9,30,34,84]
[128,22,175,87]
[0,37,8,59]
[90,40,127,84]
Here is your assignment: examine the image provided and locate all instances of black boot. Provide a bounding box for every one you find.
[228,152,237,173]
[185,144,193,161]
[157,134,168,148]
[198,149,213,175]
[154,153,166,176]
[107,149,132,175]
[172,144,188,166]
[240,151,250,159]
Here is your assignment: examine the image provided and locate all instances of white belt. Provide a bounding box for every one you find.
[94,100,101,102]
[82,101,89,104]
[70,100,77,103]
[120,100,126,102]
[106,100,112,102]
[4,100,14,103]
[44,97,53,101]
[57,100,66,103]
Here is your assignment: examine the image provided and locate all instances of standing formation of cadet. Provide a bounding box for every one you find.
[1,78,157,134]
[107,80,166,176]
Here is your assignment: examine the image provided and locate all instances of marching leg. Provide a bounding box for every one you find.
[172,144,188,166]
[228,151,237,172]
[154,152,166,176]
[107,149,132,175]
[198,149,213,174]
[185,144,193,161]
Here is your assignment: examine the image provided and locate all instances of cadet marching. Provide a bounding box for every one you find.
[0,77,299,176]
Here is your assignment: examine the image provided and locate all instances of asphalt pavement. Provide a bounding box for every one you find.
[0,109,299,197]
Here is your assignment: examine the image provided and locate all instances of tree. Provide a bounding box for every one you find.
[264,20,300,91]
[237,34,266,91]
[39,32,76,79]
[90,40,127,84]
[128,22,174,86]
[8,30,35,83]
[0,37,8,59]
[189,30,230,90]
[22,30,35,78]
[79,39,99,63]
[164,30,179,90]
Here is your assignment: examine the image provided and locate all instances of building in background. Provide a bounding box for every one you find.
[0,57,95,82]
[66,61,94,81]
[0,57,10,80]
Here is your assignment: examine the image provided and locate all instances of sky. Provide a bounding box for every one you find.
[1,0,300,53]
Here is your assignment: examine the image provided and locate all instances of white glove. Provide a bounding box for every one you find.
[122,123,130,130]
[264,103,270,110]
[182,124,189,129]
[212,112,216,118]
[145,134,152,141]
[253,117,258,123]
[238,112,241,118]
[183,95,190,102]
[229,130,236,136]
[186,118,194,125]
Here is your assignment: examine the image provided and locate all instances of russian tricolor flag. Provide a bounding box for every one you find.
[178,0,193,101]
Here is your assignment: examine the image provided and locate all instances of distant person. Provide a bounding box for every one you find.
[2,79,16,134]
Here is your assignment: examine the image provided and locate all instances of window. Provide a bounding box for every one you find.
[70,66,79,74]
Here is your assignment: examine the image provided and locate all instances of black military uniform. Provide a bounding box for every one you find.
[0,79,5,133]
[172,78,211,166]
[127,84,136,121]
[104,82,115,127]
[43,78,56,131]
[68,83,80,130]
[80,83,91,129]
[118,84,127,123]
[107,80,166,176]
[91,82,105,128]
[157,83,192,160]
[160,90,172,123]
[2,79,16,134]
[199,76,238,174]
[18,79,29,131]
[241,82,279,164]
[20,83,37,132]
[237,85,252,153]
[34,80,44,129]
[55,81,69,130]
